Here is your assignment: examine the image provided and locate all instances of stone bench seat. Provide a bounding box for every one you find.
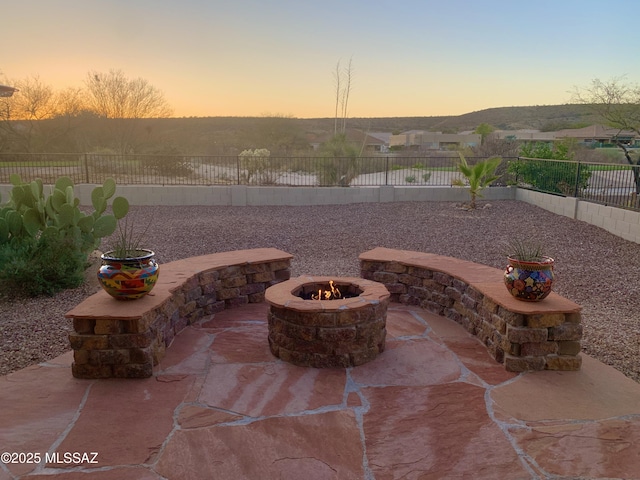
[359,247,582,372]
[67,248,293,379]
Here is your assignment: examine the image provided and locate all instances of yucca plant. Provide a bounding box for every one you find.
[104,197,152,259]
[453,154,502,209]
[504,238,547,262]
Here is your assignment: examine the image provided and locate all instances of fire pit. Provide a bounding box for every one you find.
[265,276,389,368]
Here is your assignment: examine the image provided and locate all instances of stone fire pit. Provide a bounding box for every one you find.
[265,276,390,368]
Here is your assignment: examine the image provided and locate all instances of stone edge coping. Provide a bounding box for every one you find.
[66,248,294,320]
[358,247,581,315]
[265,275,391,312]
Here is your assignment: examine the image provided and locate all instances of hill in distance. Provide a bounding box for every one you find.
[119,104,602,155]
[294,104,599,133]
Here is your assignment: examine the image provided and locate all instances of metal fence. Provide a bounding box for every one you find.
[0,153,503,187]
[511,157,640,211]
[1,153,638,211]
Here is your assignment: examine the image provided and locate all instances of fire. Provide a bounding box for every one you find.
[311,280,342,300]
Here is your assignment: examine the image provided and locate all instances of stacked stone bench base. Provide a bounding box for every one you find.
[67,248,292,379]
[359,247,582,372]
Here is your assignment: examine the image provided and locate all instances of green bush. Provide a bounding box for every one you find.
[508,139,591,196]
[508,158,591,195]
[0,235,85,297]
[317,134,360,186]
[509,141,592,195]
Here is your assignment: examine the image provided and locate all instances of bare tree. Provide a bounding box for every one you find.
[0,76,81,152]
[85,69,173,153]
[573,76,640,194]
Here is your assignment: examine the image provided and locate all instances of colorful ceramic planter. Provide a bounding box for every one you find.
[97,249,159,300]
[504,256,554,302]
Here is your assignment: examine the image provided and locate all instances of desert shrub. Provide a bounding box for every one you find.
[317,157,360,186]
[509,141,592,195]
[0,235,85,297]
[317,134,360,186]
[146,155,194,178]
[508,158,591,195]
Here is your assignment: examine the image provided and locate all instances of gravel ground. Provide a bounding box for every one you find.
[1,200,639,382]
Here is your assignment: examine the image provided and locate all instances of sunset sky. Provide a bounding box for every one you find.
[3,0,639,119]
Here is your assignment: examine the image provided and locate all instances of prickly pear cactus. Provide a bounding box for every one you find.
[0,175,129,257]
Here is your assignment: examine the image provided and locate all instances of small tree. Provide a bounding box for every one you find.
[474,123,495,144]
[0,76,84,152]
[453,154,502,209]
[573,76,640,195]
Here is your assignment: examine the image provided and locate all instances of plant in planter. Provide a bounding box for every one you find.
[503,238,555,302]
[97,197,159,300]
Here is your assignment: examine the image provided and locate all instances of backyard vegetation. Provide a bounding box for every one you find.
[0,175,126,296]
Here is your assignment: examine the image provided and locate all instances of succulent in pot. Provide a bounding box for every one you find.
[97,197,159,300]
[503,239,554,302]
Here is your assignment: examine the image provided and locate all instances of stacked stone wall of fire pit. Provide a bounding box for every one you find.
[67,249,292,379]
[266,276,390,368]
[359,248,583,372]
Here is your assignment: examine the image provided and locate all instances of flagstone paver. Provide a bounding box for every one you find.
[1,303,640,479]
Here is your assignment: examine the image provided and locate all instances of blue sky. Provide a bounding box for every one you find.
[3,0,639,118]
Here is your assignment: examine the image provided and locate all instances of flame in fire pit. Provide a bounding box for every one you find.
[311,280,342,300]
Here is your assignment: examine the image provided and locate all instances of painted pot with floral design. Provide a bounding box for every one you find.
[504,256,554,302]
[98,249,159,300]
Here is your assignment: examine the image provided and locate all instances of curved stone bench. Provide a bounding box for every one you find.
[67,248,293,379]
[359,247,582,372]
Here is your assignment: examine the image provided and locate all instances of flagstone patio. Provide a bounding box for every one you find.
[1,302,639,479]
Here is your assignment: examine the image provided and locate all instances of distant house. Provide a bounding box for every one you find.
[389,130,481,150]
[307,128,390,153]
[0,84,18,97]
[494,130,557,142]
[554,125,638,146]
[493,125,638,146]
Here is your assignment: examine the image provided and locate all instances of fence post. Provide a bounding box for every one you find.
[385,157,389,186]
[573,160,582,197]
[83,153,90,184]
[236,156,241,185]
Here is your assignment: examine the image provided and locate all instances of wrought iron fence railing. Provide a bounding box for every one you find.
[0,153,506,187]
[1,153,638,211]
[510,157,640,211]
